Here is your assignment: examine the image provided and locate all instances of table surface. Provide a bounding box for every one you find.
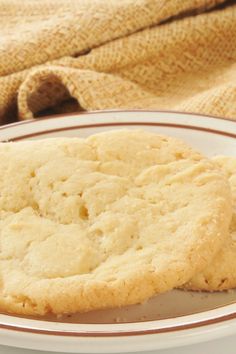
[1,335,235,354]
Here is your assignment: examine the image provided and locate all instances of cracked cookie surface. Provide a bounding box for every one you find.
[184,156,236,291]
[0,130,232,315]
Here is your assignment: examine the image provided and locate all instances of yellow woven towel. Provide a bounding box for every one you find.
[0,0,235,124]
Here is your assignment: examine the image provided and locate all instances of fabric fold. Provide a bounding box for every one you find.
[0,0,235,123]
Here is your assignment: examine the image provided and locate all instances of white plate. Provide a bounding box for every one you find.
[0,110,236,354]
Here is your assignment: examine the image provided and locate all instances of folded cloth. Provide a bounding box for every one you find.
[0,0,235,124]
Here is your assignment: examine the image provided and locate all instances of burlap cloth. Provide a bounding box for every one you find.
[1,0,236,124]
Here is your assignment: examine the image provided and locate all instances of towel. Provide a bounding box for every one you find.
[0,0,235,124]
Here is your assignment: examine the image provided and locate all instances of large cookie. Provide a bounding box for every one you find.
[0,130,231,315]
[184,156,236,291]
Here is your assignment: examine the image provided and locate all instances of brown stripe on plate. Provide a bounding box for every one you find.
[4,122,236,141]
[0,311,236,337]
[0,109,235,132]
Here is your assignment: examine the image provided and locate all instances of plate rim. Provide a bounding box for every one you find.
[1,109,236,132]
[1,307,236,337]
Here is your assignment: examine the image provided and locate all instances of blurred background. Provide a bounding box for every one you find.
[0,0,235,124]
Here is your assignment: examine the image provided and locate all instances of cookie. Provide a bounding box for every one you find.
[0,130,232,315]
[184,156,236,291]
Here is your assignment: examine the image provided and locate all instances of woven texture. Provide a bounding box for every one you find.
[0,0,235,124]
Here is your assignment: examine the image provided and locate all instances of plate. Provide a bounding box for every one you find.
[0,110,236,353]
